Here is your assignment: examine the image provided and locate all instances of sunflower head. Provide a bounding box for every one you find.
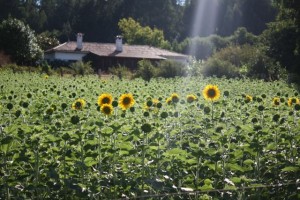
[101,104,113,115]
[98,93,113,107]
[171,93,179,103]
[288,97,297,107]
[202,85,220,101]
[152,99,160,107]
[273,97,280,106]
[166,97,172,105]
[186,94,197,103]
[245,95,253,103]
[119,93,135,110]
[72,98,86,110]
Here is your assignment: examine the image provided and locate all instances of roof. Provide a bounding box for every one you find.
[45,41,188,60]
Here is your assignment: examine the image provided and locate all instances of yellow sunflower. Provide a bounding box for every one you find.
[152,99,159,107]
[171,93,179,103]
[288,97,300,107]
[186,94,197,103]
[97,93,113,107]
[202,85,220,101]
[72,98,86,110]
[119,93,135,110]
[101,104,113,115]
[144,99,160,110]
[166,97,172,105]
[245,95,253,103]
[273,97,280,106]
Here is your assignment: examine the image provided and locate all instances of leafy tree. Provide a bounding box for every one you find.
[118,0,184,41]
[118,17,171,49]
[0,18,43,65]
[37,31,60,51]
[262,0,300,74]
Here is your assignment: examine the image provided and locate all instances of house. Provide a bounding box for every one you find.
[44,33,189,71]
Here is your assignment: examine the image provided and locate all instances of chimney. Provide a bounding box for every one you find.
[76,33,83,50]
[115,35,123,52]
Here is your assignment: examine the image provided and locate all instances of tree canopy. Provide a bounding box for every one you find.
[0,18,42,65]
[0,0,277,42]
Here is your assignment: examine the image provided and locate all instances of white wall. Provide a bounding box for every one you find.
[45,52,87,61]
[54,52,87,61]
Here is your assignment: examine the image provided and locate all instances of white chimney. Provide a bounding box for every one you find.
[76,33,83,50]
[115,35,123,52]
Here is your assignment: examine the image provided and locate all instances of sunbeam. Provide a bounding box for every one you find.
[188,0,219,55]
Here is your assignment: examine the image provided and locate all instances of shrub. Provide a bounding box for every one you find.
[157,60,187,78]
[201,58,240,78]
[40,61,52,75]
[186,58,204,77]
[109,64,132,80]
[135,60,157,81]
[207,44,286,80]
[0,63,41,73]
[70,61,94,76]
[229,27,259,46]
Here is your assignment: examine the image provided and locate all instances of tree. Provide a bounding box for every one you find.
[117,0,184,41]
[37,31,60,51]
[0,18,43,65]
[118,17,170,49]
[262,0,300,74]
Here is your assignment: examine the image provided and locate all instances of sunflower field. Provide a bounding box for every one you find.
[0,71,299,199]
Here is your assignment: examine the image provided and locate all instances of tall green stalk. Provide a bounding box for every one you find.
[34,147,40,200]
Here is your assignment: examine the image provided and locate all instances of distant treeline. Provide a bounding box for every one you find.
[0,0,277,42]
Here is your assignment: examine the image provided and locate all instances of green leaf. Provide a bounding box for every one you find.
[165,148,187,156]
[233,150,243,159]
[281,166,299,172]
[84,157,97,167]
[119,142,133,151]
[226,163,244,172]
[101,127,114,135]
[243,159,254,165]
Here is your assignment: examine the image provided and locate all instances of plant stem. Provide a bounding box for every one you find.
[112,131,117,199]
[34,148,40,200]
[141,131,146,196]
[80,139,85,185]
[211,102,214,125]
[98,131,102,197]
[4,152,10,200]
[63,140,67,200]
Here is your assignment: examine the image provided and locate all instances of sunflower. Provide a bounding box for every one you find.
[101,104,113,115]
[152,99,160,107]
[202,85,220,101]
[171,93,179,103]
[287,97,300,107]
[186,94,197,103]
[119,93,135,110]
[245,95,253,103]
[273,97,280,106]
[166,97,172,105]
[144,99,160,110]
[72,98,86,110]
[97,93,113,107]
